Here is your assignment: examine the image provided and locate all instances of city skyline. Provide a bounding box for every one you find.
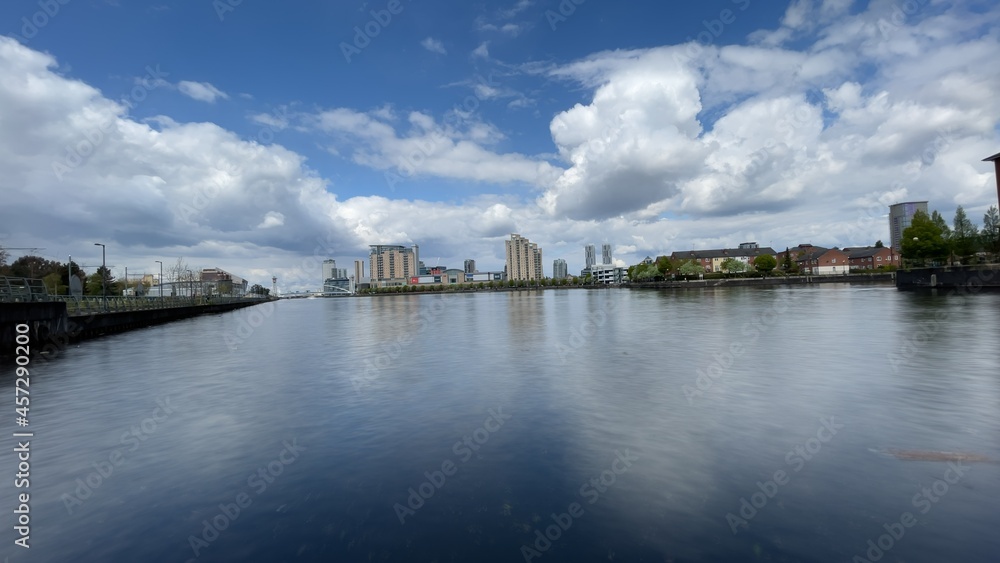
[1,1,998,293]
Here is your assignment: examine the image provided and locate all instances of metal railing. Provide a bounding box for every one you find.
[0,277,51,302]
[52,295,271,316]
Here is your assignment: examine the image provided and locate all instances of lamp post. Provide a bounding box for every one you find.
[94,243,106,311]
[154,260,163,299]
[185,269,193,303]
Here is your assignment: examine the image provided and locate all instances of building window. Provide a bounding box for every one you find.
[877,256,882,261]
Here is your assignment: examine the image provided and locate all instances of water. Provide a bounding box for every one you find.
[3,285,999,562]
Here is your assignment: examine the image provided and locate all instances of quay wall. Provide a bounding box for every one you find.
[1,300,270,360]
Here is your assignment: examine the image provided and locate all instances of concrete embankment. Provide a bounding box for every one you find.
[895,265,1000,291]
[0,299,273,360]
[632,273,895,290]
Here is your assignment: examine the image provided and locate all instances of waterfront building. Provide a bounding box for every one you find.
[843,246,900,269]
[602,243,612,265]
[553,259,568,279]
[322,259,337,282]
[888,201,929,253]
[370,244,418,287]
[199,268,248,296]
[354,260,365,283]
[585,244,596,269]
[505,234,543,281]
[464,259,476,274]
[581,264,627,284]
[670,245,777,273]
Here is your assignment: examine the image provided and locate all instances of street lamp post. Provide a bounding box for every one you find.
[155,260,163,299]
[94,243,106,311]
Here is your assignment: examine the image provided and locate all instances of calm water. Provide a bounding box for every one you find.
[2,285,999,562]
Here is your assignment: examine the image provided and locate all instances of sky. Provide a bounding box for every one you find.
[1,0,998,292]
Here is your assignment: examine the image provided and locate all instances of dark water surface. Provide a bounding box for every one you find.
[3,285,999,562]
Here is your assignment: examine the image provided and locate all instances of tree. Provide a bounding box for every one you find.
[981,205,1000,259]
[901,210,949,265]
[754,255,777,275]
[931,210,952,240]
[720,258,748,275]
[874,240,884,248]
[782,247,793,271]
[249,283,270,296]
[168,257,190,283]
[0,246,8,271]
[86,266,116,296]
[951,206,979,262]
[655,256,673,277]
[678,260,704,276]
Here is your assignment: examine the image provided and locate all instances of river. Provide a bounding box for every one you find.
[3,284,998,562]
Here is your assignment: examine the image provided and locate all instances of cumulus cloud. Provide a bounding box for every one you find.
[2,0,999,291]
[178,80,228,103]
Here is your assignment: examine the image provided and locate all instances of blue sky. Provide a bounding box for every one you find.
[1,0,998,291]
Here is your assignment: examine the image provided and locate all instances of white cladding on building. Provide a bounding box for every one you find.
[585,244,596,269]
[602,243,612,265]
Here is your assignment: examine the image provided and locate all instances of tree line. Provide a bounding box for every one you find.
[901,205,1000,266]
[0,253,268,297]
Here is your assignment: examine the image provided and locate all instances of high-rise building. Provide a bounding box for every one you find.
[602,243,612,265]
[889,201,929,252]
[322,259,337,281]
[553,259,568,279]
[505,234,543,281]
[354,260,365,283]
[369,244,418,287]
[464,259,476,274]
[585,244,596,269]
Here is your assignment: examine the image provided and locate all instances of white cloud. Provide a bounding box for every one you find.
[420,37,447,55]
[178,80,228,103]
[2,0,999,291]
[472,41,490,59]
